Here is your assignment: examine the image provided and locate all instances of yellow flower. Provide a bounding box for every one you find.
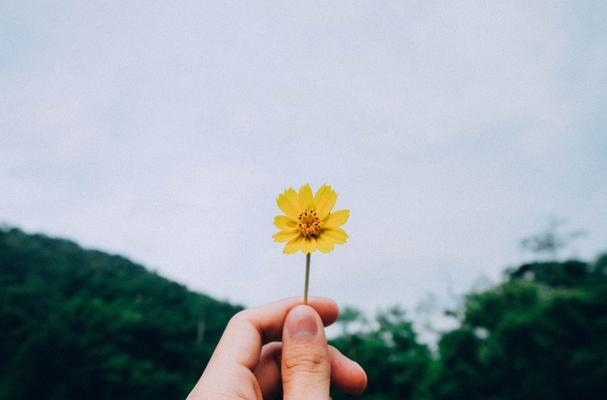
[273,184,349,254]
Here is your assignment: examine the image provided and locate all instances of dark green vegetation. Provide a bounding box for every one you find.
[0,227,241,399]
[332,256,607,400]
[2,226,606,399]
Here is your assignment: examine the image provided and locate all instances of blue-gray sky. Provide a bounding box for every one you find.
[2,1,606,316]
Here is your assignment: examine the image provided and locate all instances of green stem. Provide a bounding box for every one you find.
[304,252,311,305]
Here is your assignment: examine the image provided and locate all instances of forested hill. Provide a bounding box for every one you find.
[0,226,241,400]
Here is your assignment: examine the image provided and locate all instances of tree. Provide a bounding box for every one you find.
[331,307,432,400]
[0,226,241,400]
[520,217,585,260]
[429,257,607,400]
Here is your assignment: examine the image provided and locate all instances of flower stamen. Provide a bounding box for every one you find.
[297,209,322,238]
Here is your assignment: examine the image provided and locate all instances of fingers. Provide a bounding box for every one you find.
[189,297,338,399]
[328,346,367,394]
[210,297,338,370]
[281,305,331,399]
[189,297,365,400]
[255,343,367,398]
[254,342,282,399]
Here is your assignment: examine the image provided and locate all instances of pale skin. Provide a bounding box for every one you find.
[187,297,367,399]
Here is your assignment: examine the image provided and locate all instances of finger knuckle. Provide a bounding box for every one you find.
[283,350,327,375]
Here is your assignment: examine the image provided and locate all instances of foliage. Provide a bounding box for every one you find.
[0,227,241,399]
[437,257,607,400]
[519,217,585,260]
[330,256,607,399]
[331,306,431,400]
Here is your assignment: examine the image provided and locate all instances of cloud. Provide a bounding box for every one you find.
[1,1,606,315]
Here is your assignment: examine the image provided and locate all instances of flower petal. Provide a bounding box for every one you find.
[324,209,349,228]
[284,188,300,209]
[298,184,314,210]
[274,215,297,230]
[315,184,337,220]
[273,230,300,242]
[314,184,329,205]
[276,188,299,218]
[322,227,348,244]
[316,235,335,253]
[283,235,303,254]
[301,237,317,254]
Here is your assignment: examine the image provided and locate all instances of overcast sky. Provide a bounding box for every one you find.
[2,1,606,317]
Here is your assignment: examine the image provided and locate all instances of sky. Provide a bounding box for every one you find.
[2,1,606,321]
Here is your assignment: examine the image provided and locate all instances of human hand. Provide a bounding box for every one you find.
[187,297,367,399]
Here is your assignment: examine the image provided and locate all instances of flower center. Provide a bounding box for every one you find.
[298,209,322,237]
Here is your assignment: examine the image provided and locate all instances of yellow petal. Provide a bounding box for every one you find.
[316,235,335,253]
[284,188,300,211]
[272,230,299,242]
[298,184,314,210]
[315,184,337,220]
[284,235,304,254]
[301,237,317,254]
[322,227,348,244]
[276,188,299,218]
[274,215,297,230]
[324,209,349,228]
[314,184,329,205]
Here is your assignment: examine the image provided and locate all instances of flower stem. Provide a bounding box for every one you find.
[304,252,311,305]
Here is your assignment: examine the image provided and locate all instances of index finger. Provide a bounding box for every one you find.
[209,297,338,370]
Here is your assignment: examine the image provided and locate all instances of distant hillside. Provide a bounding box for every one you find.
[0,226,241,400]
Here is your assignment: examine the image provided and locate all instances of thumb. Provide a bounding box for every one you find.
[281,305,331,399]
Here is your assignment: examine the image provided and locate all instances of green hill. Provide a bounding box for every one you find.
[0,226,241,400]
